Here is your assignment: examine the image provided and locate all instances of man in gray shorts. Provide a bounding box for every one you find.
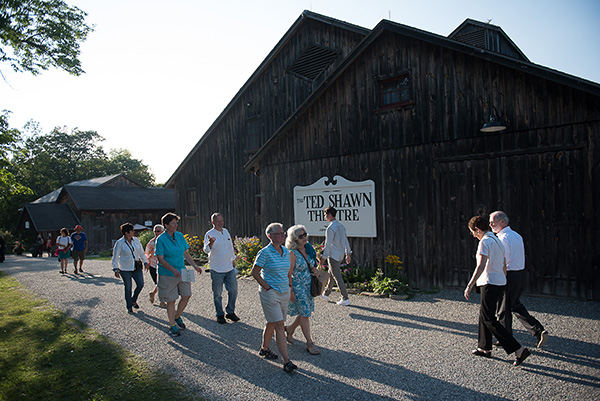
[71,225,88,274]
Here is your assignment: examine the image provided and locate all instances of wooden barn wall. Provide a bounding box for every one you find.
[173,19,367,239]
[255,31,599,299]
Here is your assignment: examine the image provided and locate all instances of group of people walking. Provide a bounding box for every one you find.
[109,207,353,373]
[108,206,543,374]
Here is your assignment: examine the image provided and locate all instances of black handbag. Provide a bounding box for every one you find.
[310,273,323,297]
[126,240,143,271]
[301,253,322,297]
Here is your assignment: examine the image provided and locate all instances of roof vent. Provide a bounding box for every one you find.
[288,44,338,81]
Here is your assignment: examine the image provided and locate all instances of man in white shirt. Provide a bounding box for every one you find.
[320,206,352,306]
[204,213,239,324]
[490,211,548,348]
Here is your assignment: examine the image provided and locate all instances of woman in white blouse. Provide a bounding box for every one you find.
[112,222,148,313]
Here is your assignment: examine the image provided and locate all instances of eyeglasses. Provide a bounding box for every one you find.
[298,233,307,239]
[271,232,286,237]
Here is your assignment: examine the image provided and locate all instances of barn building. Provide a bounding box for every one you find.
[166,12,600,299]
[18,173,174,250]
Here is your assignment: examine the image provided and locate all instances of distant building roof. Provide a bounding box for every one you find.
[62,186,174,210]
[32,173,146,203]
[24,203,80,231]
[32,188,62,203]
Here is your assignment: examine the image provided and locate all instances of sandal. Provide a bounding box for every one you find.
[514,347,531,366]
[472,348,491,358]
[258,348,278,360]
[306,342,320,355]
[284,326,294,344]
[149,292,155,304]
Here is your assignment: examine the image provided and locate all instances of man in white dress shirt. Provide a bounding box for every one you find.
[320,206,352,306]
[204,213,239,324]
[490,211,548,348]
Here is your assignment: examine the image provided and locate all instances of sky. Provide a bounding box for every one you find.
[3,0,599,184]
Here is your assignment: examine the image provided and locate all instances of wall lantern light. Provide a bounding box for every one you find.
[480,106,507,133]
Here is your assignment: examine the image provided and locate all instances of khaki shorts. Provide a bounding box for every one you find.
[158,274,192,302]
[72,250,85,261]
[259,287,289,322]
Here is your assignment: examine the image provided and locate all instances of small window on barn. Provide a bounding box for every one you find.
[379,74,411,108]
[187,189,197,217]
[246,117,261,152]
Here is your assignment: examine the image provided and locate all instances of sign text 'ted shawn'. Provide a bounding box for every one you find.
[293,176,376,238]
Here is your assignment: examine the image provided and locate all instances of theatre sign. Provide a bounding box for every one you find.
[293,176,376,238]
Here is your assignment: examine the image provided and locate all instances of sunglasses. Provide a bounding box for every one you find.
[298,233,307,239]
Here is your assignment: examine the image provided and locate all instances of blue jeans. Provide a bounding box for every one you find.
[120,269,144,310]
[211,269,238,316]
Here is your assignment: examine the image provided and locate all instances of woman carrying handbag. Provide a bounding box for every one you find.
[111,222,148,313]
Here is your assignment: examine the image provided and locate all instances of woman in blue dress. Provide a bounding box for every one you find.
[284,224,320,355]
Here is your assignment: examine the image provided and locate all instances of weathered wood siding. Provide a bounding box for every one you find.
[255,31,600,299]
[171,18,367,239]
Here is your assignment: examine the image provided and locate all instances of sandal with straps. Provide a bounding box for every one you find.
[284,326,294,344]
[306,342,320,355]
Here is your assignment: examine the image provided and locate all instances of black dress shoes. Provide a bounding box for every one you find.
[225,313,240,322]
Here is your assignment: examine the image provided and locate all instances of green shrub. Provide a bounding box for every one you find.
[137,229,155,249]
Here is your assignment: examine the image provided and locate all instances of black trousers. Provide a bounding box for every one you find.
[479,284,521,354]
[148,266,158,285]
[496,270,544,337]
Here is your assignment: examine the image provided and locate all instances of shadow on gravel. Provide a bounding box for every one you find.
[347,304,474,336]
[138,310,509,401]
[520,350,600,389]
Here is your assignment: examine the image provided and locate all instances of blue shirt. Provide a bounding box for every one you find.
[155,231,189,276]
[254,243,290,293]
[71,232,87,251]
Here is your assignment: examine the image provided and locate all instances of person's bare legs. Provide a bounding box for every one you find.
[166,301,177,326]
[298,316,313,344]
[175,295,190,319]
[273,320,290,363]
[286,316,313,343]
[261,322,275,350]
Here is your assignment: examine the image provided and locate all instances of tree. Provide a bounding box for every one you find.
[11,124,156,192]
[12,126,109,195]
[105,149,156,187]
[0,111,32,230]
[0,0,93,76]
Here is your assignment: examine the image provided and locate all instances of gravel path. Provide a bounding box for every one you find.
[2,255,599,400]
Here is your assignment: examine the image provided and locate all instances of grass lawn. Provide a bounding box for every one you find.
[0,271,201,401]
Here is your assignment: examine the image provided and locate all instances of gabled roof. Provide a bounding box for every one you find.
[31,173,145,203]
[67,173,124,187]
[244,18,600,172]
[164,11,370,188]
[61,186,174,211]
[448,18,529,62]
[24,203,80,231]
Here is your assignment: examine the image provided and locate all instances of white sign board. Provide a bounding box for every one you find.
[294,176,376,238]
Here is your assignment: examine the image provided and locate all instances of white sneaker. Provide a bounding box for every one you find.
[336,299,350,306]
[320,294,329,301]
